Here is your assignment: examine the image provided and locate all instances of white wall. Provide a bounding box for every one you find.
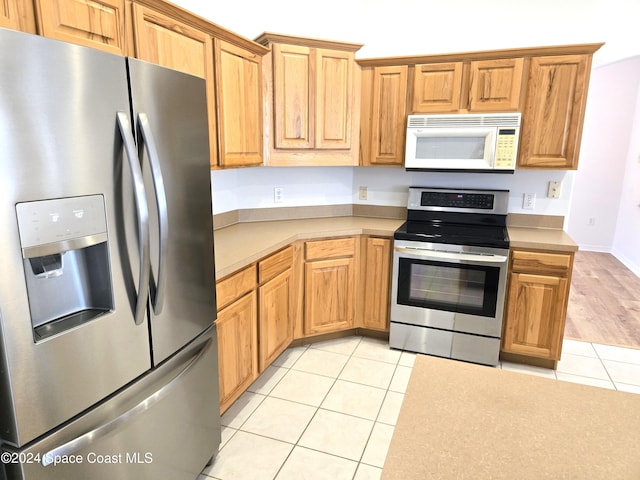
[612,82,640,275]
[211,167,354,214]
[567,57,640,252]
[174,0,639,67]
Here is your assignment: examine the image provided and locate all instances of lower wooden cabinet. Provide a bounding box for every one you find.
[258,247,294,371]
[501,249,574,366]
[216,290,258,413]
[304,238,357,335]
[216,234,393,412]
[360,237,392,331]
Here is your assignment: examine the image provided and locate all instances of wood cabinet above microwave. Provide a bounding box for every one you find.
[411,58,524,114]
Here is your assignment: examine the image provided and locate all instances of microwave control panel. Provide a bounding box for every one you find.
[494,128,519,169]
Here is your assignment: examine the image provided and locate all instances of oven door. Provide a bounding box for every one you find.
[391,240,508,338]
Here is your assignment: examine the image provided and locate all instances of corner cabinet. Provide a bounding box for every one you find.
[255,33,362,166]
[501,249,574,368]
[304,237,358,335]
[518,52,597,169]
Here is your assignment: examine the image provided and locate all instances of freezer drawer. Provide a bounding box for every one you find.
[2,326,220,480]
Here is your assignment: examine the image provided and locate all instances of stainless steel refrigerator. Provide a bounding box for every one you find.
[0,28,220,480]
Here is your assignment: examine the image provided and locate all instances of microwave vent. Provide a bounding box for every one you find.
[408,113,521,128]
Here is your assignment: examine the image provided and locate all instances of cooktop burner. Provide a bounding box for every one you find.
[396,187,510,249]
[394,221,509,249]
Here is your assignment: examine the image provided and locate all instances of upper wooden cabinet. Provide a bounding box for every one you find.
[1,0,35,33]
[33,0,126,55]
[412,58,523,113]
[360,65,408,166]
[131,3,211,78]
[468,58,524,111]
[131,3,218,165]
[130,0,268,169]
[256,33,362,166]
[412,62,464,113]
[214,39,263,168]
[518,54,593,169]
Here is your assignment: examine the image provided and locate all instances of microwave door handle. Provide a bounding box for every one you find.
[395,246,507,264]
[137,113,168,316]
[116,112,150,326]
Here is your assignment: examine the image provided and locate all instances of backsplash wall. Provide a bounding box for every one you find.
[211,167,573,221]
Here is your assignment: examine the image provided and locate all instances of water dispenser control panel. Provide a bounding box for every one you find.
[16,195,107,253]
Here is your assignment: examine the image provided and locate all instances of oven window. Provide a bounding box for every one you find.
[397,258,500,317]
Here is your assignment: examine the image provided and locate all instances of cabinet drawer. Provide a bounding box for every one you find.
[510,250,572,275]
[259,246,293,283]
[216,265,257,310]
[305,237,356,261]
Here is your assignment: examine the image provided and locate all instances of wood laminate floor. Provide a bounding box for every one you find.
[564,251,640,349]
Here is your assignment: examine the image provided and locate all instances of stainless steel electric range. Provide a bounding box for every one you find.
[390,187,510,366]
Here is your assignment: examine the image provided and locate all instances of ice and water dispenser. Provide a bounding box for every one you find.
[16,195,114,341]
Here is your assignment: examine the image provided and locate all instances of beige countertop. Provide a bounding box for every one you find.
[382,355,640,480]
[213,216,403,278]
[507,226,579,252]
[213,216,579,279]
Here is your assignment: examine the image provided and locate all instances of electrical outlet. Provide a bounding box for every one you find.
[547,181,562,199]
[588,217,596,226]
[523,193,536,210]
[359,186,368,200]
[273,187,283,203]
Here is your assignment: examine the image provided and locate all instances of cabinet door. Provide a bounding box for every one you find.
[131,4,218,167]
[216,291,258,413]
[305,257,354,335]
[259,269,293,371]
[412,62,463,113]
[502,273,568,360]
[315,48,353,149]
[1,0,35,32]
[518,54,591,169]
[362,238,392,330]
[368,65,408,166]
[468,58,523,112]
[214,39,263,167]
[34,0,126,55]
[272,43,314,149]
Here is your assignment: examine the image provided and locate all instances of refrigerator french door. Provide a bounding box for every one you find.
[0,28,220,480]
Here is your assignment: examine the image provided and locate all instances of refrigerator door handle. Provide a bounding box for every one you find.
[137,112,168,316]
[41,336,214,466]
[117,111,150,326]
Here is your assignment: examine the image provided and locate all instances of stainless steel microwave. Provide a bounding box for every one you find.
[405,113,521,173]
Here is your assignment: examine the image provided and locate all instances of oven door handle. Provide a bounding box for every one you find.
[395,246,508,263]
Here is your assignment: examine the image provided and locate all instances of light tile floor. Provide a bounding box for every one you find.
[200,336,640,480]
